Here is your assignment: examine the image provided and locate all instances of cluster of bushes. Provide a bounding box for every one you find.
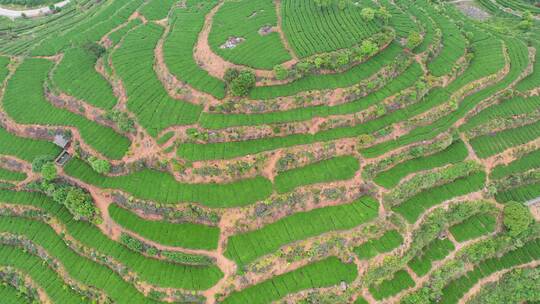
[87,156,111,174]
[273,29,394,81]
[224,69,256,97]
[119,233,214,266]
[30,157,100,223]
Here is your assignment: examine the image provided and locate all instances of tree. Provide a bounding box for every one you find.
[360,40,378,57]
[361,8,376,22]
[273,64,289,80]
[407,31,423,50]
[64,188,96,221]
[230,70,256,96]
[503,202,533,237]
[41,162,57,181]
[88,156,111,174]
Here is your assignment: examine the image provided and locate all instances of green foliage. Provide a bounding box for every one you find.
[361,8,376,21]
[406,31,423,49]
[227,69,256,96]
[503,202,533,236]
[104,110,135,133]
[87,156,111,174]
[40,162,57,181]
[360,39,378,57]
[273,64,289,80]
[41,182,99,222]
[31,155,55,172]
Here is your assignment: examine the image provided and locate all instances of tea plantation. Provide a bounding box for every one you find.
[0,0,539,302]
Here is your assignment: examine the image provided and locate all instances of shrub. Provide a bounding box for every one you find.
[360,40,378,57]
[273,64,289,80]
[41,162,57,181]
[229,70,256,96]
[407,31,423,50]
[503,202,533,236]
[88,156,111,174]
[32,155,54,172]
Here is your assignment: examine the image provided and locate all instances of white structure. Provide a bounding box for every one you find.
[0,0,70,19]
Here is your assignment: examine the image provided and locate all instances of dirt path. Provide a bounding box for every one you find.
[274,0,297,60]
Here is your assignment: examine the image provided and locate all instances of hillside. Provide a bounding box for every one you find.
[0,0,539,303]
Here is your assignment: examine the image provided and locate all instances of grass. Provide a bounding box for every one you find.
[109,204,220,250]
[225,196,379,266]
[274,155,359,193]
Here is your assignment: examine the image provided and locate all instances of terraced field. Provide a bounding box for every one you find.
[0,0,538,303]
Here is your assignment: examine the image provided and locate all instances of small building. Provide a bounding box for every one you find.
[53,134,72,166]
[53,134,70,149]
